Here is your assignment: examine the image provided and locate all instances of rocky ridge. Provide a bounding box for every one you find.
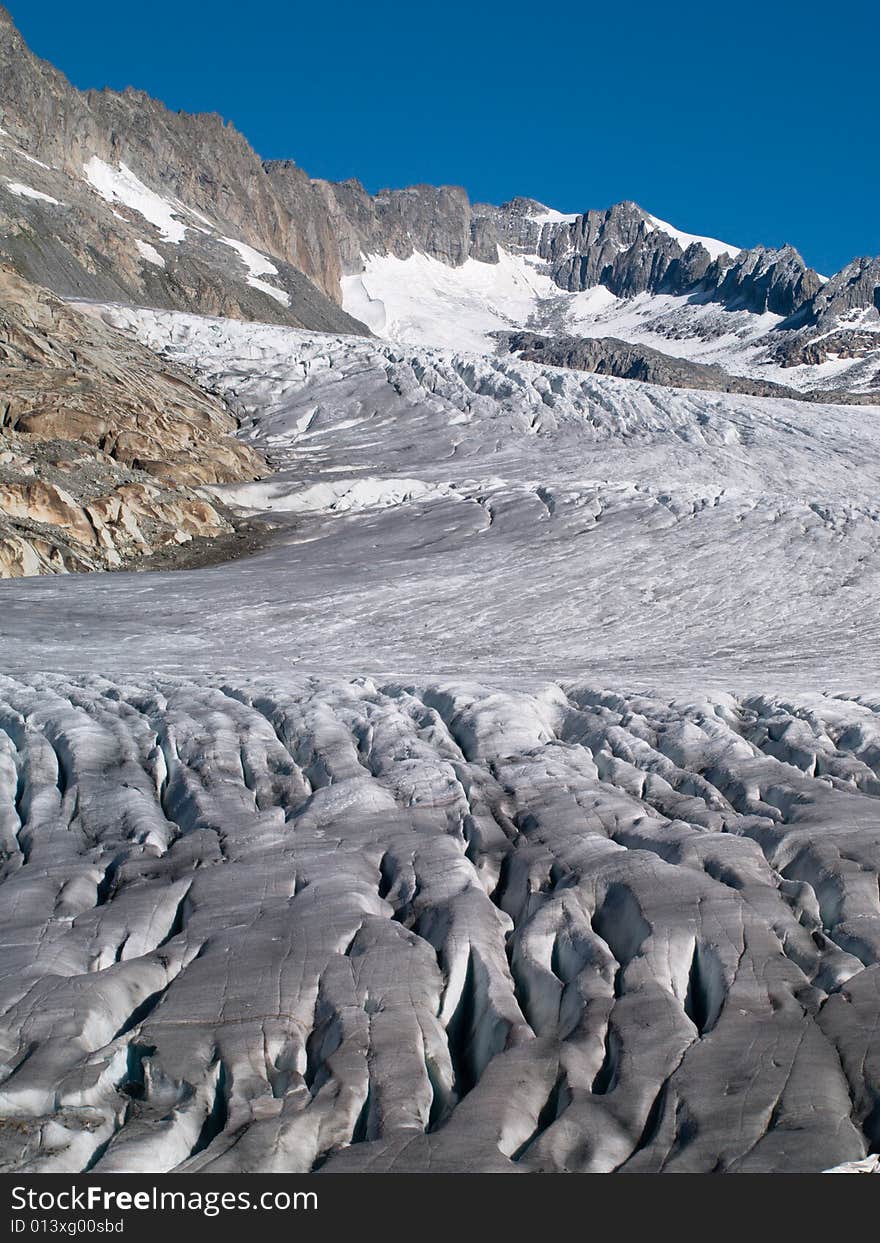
[0,7,364,331]
[2,7,878,385]
[500,331,880,403]
[335,192,878,374]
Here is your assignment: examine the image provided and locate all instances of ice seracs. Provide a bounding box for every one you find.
[1,299,880,1172]
[0,670,877,1173]
[20,303,880,689]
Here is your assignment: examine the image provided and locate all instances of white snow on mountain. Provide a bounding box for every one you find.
[525,203,581,226]
[339,208,750,360]
[135,239,165,268]
[340,246,785,379]
[560,288,789,370]
[342,247,560,352]
[5,180,62,204]
[218,237,291,306]
[84,157,192,243]
[340,227,877,395]
[645,212,738,261]
[81,158,294,305]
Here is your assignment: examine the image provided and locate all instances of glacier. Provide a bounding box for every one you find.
[1,306,880,1173]
[338,239,879,397]
[4,303,874,688]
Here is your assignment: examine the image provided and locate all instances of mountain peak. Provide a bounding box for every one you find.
[0,5,876,392]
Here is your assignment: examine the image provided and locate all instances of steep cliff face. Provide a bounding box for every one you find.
[534,200,714,297]
[492,199,832,322]
[0,7,364,330]
[813,257,880,321]
[315,179,487,272]
[703,244,823,317]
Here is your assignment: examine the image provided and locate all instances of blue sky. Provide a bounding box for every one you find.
[6,0,877,274]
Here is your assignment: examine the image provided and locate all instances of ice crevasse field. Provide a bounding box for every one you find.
[1,300,880,1173]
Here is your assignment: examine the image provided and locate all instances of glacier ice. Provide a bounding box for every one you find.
[1,307,880,1172]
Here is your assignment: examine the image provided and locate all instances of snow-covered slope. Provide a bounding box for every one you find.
[644,212,738,262]
[339,204,879,396]
[341,248,560,353]
[341,251,799,381]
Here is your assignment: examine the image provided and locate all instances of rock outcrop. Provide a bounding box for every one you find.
[500,331,880,403]
[703,244,823,317]
[536,200,713,297]
[314,179,489,273]
[0,265,267,576]
[503,330,801,394]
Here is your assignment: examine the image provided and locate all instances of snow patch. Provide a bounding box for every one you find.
[135,240,166,269]
[5,181,61,205]
[645,213,738,261]
[83,158,190,244]
[219,237,290,306]
[341,247,561,352]
[182,203,214,228]
[0,133,51,170]
[528,204,580,226]
[16,150,51,170]
[215,475,448,515]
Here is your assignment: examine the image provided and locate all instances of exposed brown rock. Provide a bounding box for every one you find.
[0,264,268,577]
